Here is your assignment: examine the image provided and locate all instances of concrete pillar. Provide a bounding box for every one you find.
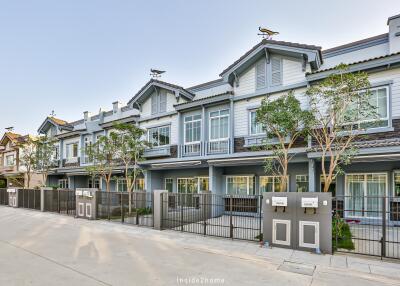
[308,159,316,192]
[229,99,234,154]
[153,189,168,230]
[177,112,182,158]
[209,165,215,193]
[201,106,206,156]
[40,188,45,212]
[144,170,151,193]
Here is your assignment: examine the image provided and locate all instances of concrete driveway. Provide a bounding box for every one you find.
[0,207,399,286]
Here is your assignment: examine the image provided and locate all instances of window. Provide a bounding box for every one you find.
[54,145,60,160]
[176,177,209,193]
[134,178,145,191]
[66,143,78,159]
[184,114,202,144]
[83,137,92,163]
[394,172,400,197]
[151,90,167,114]
[117,178,127,192]
[249,110,264,135]
[343,86,389,130]
[148,125,170,147]
[209,109,229,141]
[345,173,387,218]
[198,177,209,192]
[165,178,173,192]
[260,176,289,192]
[256,59,266,89]
[271,57,282,86]
[5,155,15,166]
[226,176,255,195]
[58,179,69,189]
[88,178,101,189]
[296,175,308,192]
[320,175,336,196]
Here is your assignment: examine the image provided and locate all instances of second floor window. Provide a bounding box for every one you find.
[343,86,389,130]
[151,90,167,115]
[209,109,229,141]
[5,154,15,166]
[148,125,170,147]
[249,110,264,135]
[66,143,78,159]
[184,114,201,144]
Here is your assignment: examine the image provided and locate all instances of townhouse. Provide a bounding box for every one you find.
[0,132,42,188]
[39,13,400,221]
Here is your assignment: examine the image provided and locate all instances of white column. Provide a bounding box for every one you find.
[308,159,316,192]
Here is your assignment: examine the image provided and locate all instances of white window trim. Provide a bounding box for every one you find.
[66,142,79,159]
[272,219,291,246]
[299,221,319,249]
[147,125,171,147]
[209,109,230,142]
[248,109,264,136]
[340,86,391,132]
[344,172,388,219]
[259,176,289,192]
[225,175,255,195]
[184,115,202,144]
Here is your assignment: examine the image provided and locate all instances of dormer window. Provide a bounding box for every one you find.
[151,90,167,115]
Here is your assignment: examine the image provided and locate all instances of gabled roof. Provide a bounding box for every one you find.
[128,79,195,106]
[220,39,322,82]
[37,116,74,134]
[0,132,22,146]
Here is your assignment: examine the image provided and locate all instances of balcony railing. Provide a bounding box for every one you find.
[143,146,171,158]
[207,139,230,155]
[181,142,203,157]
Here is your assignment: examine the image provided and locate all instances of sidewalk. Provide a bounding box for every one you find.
[0,206,399,286]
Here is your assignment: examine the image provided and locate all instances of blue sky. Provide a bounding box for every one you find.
[1,0,400,135]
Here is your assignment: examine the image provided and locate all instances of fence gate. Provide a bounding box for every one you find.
[333,195,400,259]
[17,189,41,210]
[43,189,76,216]
[0,188,8,205]
[96,191,154,227]
[161,193,263,242]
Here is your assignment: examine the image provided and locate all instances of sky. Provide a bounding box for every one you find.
[1,0,400,135]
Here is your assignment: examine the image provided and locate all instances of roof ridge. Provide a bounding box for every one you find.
[322,33,388,54]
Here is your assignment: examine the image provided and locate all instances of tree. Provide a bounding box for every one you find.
[306,64,375,192]
[256,91,313,192]
[84,132,121,193]
[18,136,37,189]
[112,122,149,195]
[34,136,57,186]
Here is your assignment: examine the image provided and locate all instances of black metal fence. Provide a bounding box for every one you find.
[0,188,7,205]
[161,193,263,242]
[17,189,41,210]
[333,195,400,260]
[96,191,154,227]
[43,189,76,216]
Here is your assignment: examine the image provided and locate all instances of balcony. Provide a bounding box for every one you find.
[143,146,171,158]
[181,142,203,157]
[207,139,230,155]
[62,157,80,167]
[0,165,16,173]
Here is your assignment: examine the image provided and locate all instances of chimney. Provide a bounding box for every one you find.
[98,108,105,123]
[83,111,91,122]
[388,14,400,54]
[112,101,122,113]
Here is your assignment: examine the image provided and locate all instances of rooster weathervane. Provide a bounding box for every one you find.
[150,69,166,78]
[258,27,279,39]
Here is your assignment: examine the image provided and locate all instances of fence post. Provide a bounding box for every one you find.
[121,193,124,223]
[258,195,262,242]
[57,189,60,213]
[153,190,167,230]
[181,194,184,232]
[40,188,45,212]
[230,195,233,239]
[381,196,387,259]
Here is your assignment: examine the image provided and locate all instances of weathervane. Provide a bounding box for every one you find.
[50,110,56,117]
[150,69,165,78]
[5,127,14,132]
[258,27,279,39]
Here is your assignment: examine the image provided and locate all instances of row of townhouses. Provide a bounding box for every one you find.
[3,13,400,220]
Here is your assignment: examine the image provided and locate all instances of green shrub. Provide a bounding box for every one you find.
[332,214,355,251]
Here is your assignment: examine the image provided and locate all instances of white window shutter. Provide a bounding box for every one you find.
[151,93,158,114]
[256,59,266,89]
[159,91,167,113]
[271,58,282,86]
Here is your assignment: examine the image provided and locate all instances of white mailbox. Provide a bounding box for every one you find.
[301,197,319,208]
[83,190,93,198]
[7,188,16,193]
[272,196,288,207]
[75,190,83,196]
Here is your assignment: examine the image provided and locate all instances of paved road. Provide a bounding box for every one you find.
[0,207,399,286]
